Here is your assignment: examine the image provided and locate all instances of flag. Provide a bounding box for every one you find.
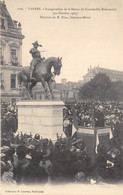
[95,133,99,153]
[61,132,66,138]
[109,128,113,139]
[72,124,77,136]
[72,110,78,137]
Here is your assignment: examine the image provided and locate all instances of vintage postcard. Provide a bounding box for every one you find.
[0,0,123,194]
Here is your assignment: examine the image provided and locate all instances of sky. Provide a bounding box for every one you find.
[5,0,123,83]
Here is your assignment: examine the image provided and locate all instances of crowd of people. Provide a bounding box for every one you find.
[63,101,123,127]
[1,100,123,139]
[1,100,123,185]
[1,131,123,185]
[1,101,18,139]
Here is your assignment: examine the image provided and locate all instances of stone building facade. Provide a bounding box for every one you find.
[83,65,123,83]
[0,1,24,103]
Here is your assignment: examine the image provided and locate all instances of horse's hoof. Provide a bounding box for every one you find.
[30,93,33,98]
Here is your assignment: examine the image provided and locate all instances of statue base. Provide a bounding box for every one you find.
[17,100,65,141]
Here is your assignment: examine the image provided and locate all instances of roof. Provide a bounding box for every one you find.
[32,84,61,93]
[84,66,123,78]
[97,67,123,74]
[0,1,15,28]
[54,83,73,91]
[0,1,24,39]
[32,83,74,92]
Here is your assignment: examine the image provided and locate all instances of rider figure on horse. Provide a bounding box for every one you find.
[29,41,43,81]
[29,41,55,82]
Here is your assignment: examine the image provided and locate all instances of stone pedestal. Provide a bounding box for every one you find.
[17,101,64,141]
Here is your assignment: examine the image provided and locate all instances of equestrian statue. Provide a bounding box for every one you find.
[18,41,62,99]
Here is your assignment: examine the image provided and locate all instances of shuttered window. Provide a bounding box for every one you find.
[11,74,16,88]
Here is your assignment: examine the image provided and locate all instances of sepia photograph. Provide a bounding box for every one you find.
[0,0,123,194]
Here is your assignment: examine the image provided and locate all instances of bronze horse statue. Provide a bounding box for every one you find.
[18,57,62,99]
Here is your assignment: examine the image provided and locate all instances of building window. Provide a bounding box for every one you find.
[12,98,16,104]
[0,47,4,65]
[1,18,5,29]
[11,74,16,89]
[11,49,18,66]
[0,47,2,58]
[66,91,69,98]
[0,72,4,89]
[11,49,16,59]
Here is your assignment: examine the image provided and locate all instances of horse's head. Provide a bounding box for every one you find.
[53,57,62,76]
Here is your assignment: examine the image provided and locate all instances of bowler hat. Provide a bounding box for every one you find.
[34,133,40,140]
[107,148,120,156]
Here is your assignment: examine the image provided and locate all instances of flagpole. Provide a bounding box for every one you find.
[94,127,97,160]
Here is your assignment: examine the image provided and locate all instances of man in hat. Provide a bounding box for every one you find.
[29,41,56,82]
[94,105,104,127]
[29,133,40,149]
[29,41,43,81]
